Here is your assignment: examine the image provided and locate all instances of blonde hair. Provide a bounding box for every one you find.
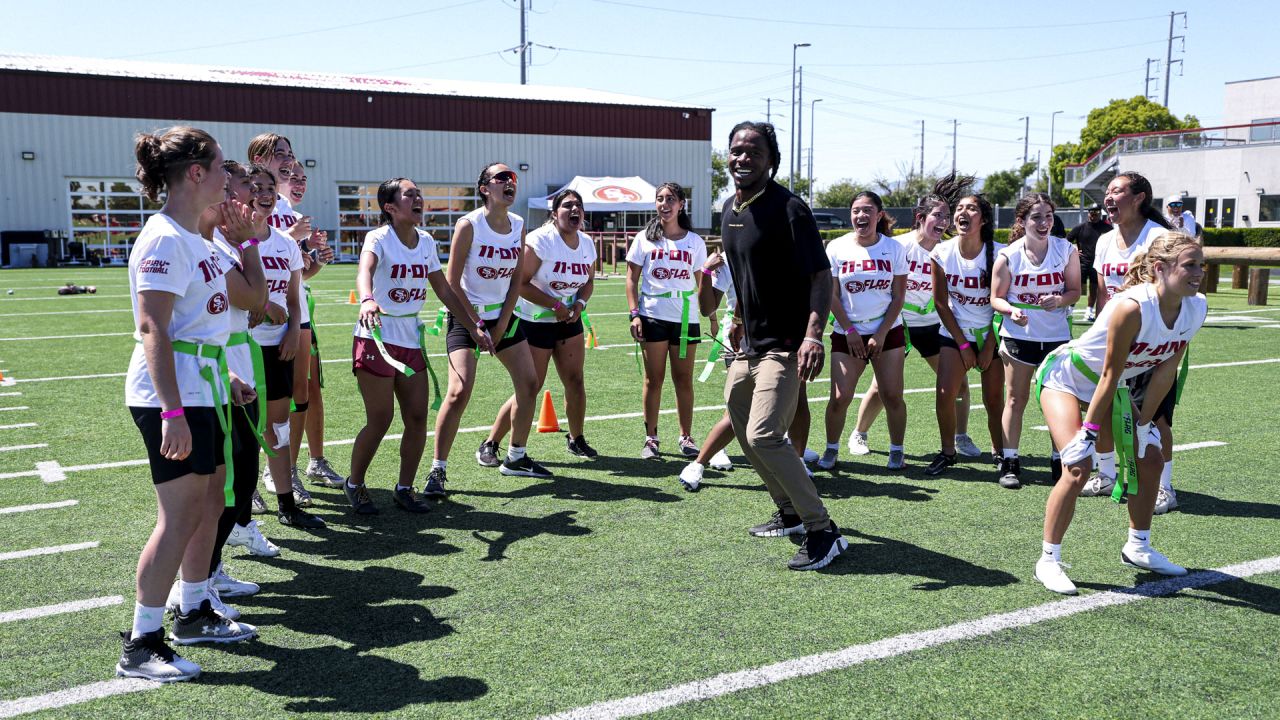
[1121,231,1199,289]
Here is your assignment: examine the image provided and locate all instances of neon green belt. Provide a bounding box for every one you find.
[226,331,275,458]
[641,288,699,359]
[902,298,934,316]
[524,296,597,348]
[369,313,443,410]
[699,309,734,382]
[169,340,235,506]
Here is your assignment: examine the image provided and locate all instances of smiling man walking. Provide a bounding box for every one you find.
[720,121,847,571]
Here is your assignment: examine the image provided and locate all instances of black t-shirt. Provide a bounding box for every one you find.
[1066,219,1110,260]
[721,182,829,356]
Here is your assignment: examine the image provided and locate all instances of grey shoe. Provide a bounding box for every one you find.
[886,449,906,470]
[678,435,699,458]
[343,481,379,515]
[250,489,269,515]
[816,447,838,471]
[116,630,201,683]
[476,440,501,467]
[393,485,431,513]
[169,600,257,645]
[954,434,982,458]
[290,468,313,507]
[306,456,345,488]
[423,468,448,498]
[640,437,660,460]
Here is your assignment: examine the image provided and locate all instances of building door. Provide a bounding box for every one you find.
[1204,199,1220,228]
[1221,198,1236,228]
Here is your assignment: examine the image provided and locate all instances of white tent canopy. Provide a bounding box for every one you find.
[527,176,658,212]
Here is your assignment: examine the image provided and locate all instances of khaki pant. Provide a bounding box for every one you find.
[725,351,831,532]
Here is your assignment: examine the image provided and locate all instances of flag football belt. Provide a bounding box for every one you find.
[168,340,236,507]
[226,332,275,458]
[369,312,443,410]
[527,297,599,349]
[699,309,734,382]
[469,301,521,358]
[640,289,699,359]
[304,285,323,387]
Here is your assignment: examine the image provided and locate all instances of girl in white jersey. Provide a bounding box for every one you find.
[926,194,1007,476]
[1033,232,1206,595]
[818,192,908,471]
[626,182,707,460]
[247,132,300,237]
[990,193,1081,489]
[431,163,548,492]
[484,189,599,458]
[347,178,491,516]
[119,127,256,684]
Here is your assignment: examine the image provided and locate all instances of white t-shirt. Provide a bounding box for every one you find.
[712,261,737,313]
[515,225,597,323]
[249,227,303,347]
[896,231,940,328]
[353,225,442,348]
[626,229,707,323]
[827,233,906,335]
[459,208,524,320]
[931,238,1006,342]
[126,214,232,408]
[1167,210,1197,234]
[1093,219,1165,300]
[267,194,297,232]
[208,230,255,387]
[997,235,1076,342]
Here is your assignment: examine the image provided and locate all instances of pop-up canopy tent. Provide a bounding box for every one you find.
[527,176,657,212]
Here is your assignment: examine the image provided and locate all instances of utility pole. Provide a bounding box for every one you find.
[951,120,958,175]
[796,67,804,192]
[1145,58,1161,101]
[1164,11,1187,107]
[1018,116,1029,199]
[789,43,810,191]
[809,98,822,205]
[1048,110,1063,199]
[919,120,926,177]
[763,98,780,124]
[519,0,529,84]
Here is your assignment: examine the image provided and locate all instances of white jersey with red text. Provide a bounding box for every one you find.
[827,233,905,336]
[126,213,231,408]
[895,230,940,328]
[267,194,296,232]
[249,227,303,347]
[626,229,707,323]
[460,208,524,321]
[353,225,442,348]
[998,235,1075,342]
[208,230,254,386]
[931,238,1006,342]
[712,261,737,313]
[1093,219,1164,300]
[515,225,597,323]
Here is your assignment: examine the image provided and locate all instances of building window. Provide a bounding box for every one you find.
[67,179,162,263]
[336,183,478,261]
[1250,118,1280,142]
[1259,195,1280,223]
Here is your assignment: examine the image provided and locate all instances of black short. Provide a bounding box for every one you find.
[638,315,701,346]
[445,314,527,354]
[938,333,997,353]
[1080,260,1098,293]
[300,321,312,331]
[522,318,584,350]
[1000,337,1068,367]
[904,323,942,359]
[829,325,906,355]
[130,406,229,484]
[260,343,294,401]
[1127,368,1177,425]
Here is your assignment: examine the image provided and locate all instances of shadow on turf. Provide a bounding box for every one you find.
[455,464,682,505]
[809,529,1020,589]
[1165,490,1280,520]
[1075,573,1280,616]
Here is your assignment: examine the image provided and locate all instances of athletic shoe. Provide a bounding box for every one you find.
[392,485,431,514]
[262,465,277,494]
[640,437,660,460]
[1085,308,1096,322]
[169,600,257,645]
[1153,487,1179,515]
[278,508,326,529]
[422,468,448,498]
[305,456,345,488]
[343,482,379,515]
[1080,473,1116,497]
[992,450,1002,470]
[924,452,956,477]
[801,447,820,464]
[708,449,733,471]
[116,630,201,683]
[476,440,501,467]
[886,449,906,471]
[211,564,258,598]
[678,435,699,458]
[226,520,280,558]
[998,457,1022,489]
[290,468,312,507]
[847,431,871,456]
[954,434,982,458]
[1050,456,1062,483]
[748,510,805,538]
[788,521,848,571]
[816,447,839,471]
[1121,544,1187,576]
[679,462,704,492]
[250,489,269,515]
[566,434,599,459]
[207,584,241,622]
[805,464,815,480]
[1034,558,1078,595]
[500,454,553,478]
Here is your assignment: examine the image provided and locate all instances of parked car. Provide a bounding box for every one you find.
[812,212,848,230]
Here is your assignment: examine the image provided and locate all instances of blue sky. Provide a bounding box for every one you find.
[3,0,1273,197]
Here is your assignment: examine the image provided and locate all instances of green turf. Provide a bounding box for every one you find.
[0,266,1277,718]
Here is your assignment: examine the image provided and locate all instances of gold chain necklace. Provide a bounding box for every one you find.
[732,186,767,214]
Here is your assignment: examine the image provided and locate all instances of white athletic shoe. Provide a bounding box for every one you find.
[1079,474,1116,497]
[165,581,240,621]
[802,447,820,465]
[847,431,871,456]
[816,448,839,471]
[207,584,241,622]
[212,564,259,598]
[679,462,704,492]
[262,465,278,494]
[1035,558,1078,595]
[954,434,982,458]
[1153,487,1179,515]
[226,520,281,558]
[709,450,734,471]
[1121,543,1187,576]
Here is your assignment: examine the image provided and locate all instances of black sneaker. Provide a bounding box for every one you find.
[924,451,956,477]
[566,434,598,459]
[475,440,501,468]
[169,600,257,645]
[500,454,553,478]
[393,485,431,513]
[1050,456,1062,483]
[116,630,201,682]
[998,456,1022,489]
[343,481,379,515]
[748,510,805,538]
[788,521,849,571]
[278,508,326,528]
[423,467,448,498]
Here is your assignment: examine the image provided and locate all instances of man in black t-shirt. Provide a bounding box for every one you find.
[1066,204,1110,321]
[720,121,846,571]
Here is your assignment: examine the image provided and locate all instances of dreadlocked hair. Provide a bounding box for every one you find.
[1009,192,1056,243]
[1121,231,1199,290]
[853,190,895,236]
[645,182,693,243]
[1114,171,1173,230]
[729,121,782,179]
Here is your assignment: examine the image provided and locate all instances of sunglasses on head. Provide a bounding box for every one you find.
[490,170,518,184]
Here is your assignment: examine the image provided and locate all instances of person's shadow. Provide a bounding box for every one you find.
[426,500,592,561]
[819,529,1020,589]
[454,470,682,505]
[1165,490,1280,520]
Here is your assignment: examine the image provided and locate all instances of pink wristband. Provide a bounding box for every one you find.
[160,408,184,419]
[238,238,259,251]
[958,341,972,351]
[553,300,565,311]
[1082,421,1101,432]
[701,268,714,277]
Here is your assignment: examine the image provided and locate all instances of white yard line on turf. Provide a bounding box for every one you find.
[0,295,132,302]
[0,595,121,624]
[0,499,77,515]
[0,406,29,412]
[0,541,99,562]
[0,443,48,452]
[539,555,1280,720]
[0,423,37,430]
[0,332,132,342]
[14,373,125,383]
[0,679,156,718]
[0,309,132,318]
[36,461,66,483]
[1172,441,1227,452]
[0,392,20,397]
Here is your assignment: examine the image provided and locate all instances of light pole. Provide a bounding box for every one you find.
[790,42,810,191]
[808,98,822,205]
[1048,110,1064,200]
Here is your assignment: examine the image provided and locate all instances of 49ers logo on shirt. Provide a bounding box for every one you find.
[593,186,641,202]
[1016,292,1059,305]
[477,266,515,280]
[549,280,575,292]
[906,278,931,292]
[846,279,892,294]
[651,267,691,281]
[206,292,228,315]
[387,287,428,303]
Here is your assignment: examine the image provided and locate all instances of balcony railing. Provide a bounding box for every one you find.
[1064,121,1280,185]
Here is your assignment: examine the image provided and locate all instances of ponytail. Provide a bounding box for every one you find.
[1009,192,1055,243]
[133,126,218,201]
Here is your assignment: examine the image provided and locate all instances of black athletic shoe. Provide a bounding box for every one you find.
[475,440,501,468]
[393,485,431,513]
[1050,456,1062,483]
[924,452,956,477]
[116,630,201,682]
[998,456,1022,489]
[500,454,553,478]
[748,510,805,538]
[277,508,326,529]
[422,468,448,498]
[566,434,599,459]
[343,481,379,515]
[788,521,849,571]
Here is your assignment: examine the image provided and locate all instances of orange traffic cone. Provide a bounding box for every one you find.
[537,390,561,433]
[348,290,358,304]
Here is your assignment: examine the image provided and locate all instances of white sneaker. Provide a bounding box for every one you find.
[954,434,982,458]
[1153,487,1178,515]
[802,447,820,464]
[1035,557,1078,595]
[847,431,871,456]
[709,449,733,471]
[1079,474,1116,497]
[166,580,239,620]
[226,520,281,557]
[212,564,259,598]
[816,448,839,470]
[1121,543,1187,576]
[262,465,277,494]
[679,462,704,492]
[207,584,242,622]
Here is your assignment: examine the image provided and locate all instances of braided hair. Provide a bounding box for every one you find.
[728,121,782,179]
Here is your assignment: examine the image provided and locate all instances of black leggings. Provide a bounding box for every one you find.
[212,403,262,576]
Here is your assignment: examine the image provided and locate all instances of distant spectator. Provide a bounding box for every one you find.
[1165,194,1201,241]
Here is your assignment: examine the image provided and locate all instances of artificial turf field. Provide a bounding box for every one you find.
[1,265,1278,719]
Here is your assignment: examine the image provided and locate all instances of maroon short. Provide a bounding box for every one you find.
[829,324,907,355]
[352,336,427,378]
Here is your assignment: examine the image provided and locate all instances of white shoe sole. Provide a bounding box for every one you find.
[791,536,849,571]
[169,628,258,646]
[750,523,806,538]
[498,465,552,479]
[1034,565,1078,595]
[213,583,258,598]
[1121,550,1188,576]
[847,438,871,456]
[116,664,200,683]
[709,459,733,471]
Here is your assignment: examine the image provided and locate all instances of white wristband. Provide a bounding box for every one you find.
[802,336,824,348]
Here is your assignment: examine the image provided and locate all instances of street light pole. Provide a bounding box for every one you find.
[1048,110,1063,199]
[790,42,810,191]
[809,98,823,205]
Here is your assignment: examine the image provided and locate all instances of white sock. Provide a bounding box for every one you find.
[346,480,360,490]
[396,483,412,491]
[647,435,659,442]
[131,603,164,639]
[179,579,207,613]
[889,444,904,452]
[1128,528,1151,547]
[1051,449,1061,460]
[1098,451,1116,478]
[508,445,527,461]
[826,442,839,450]
[1041,541,1061,562]
[1161,461,1174,492]
[1003,448,1019,459]
[432,459,447,470]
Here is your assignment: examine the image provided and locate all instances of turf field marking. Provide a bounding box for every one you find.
[0,406,29,412]
[1171,441,1228,452]
[0,332,132,342]
[0,541,99,562]
[0,392,21,397]
[0,499,77,515]
[36,461,66,483]
[14,373,126,383]
[0,295,131,302]
[540,555,1280,720]
[0,678,156,718]
[0,443,48,453]
[0,308,133,318]
[1189,357,1280,370]
[0,423,37,430]
[0,595,121,624]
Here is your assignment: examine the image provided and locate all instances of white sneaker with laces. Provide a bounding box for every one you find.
[1079,474,1116,497]
[679,462,704,492]
[847,431,871,456]
[226,520,281,558]
[1121,543,1187,575]
[212,564,259,598]
[1035,557,1078,595]
[1153,487,1178,515]
[709,450,733,471]
[954,434,982,457]
[207,584,242,621]
[816,448,838,470]
[262,465,277,494]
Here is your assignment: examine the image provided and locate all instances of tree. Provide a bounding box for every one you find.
[781,173,812,204]
[815,179,867,209]
[710,149,729,202]
[872,162,941,207]
[982,162,1037,207]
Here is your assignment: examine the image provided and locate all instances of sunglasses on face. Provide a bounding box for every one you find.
[1169,202,1183,207]
[490,171,518,184]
